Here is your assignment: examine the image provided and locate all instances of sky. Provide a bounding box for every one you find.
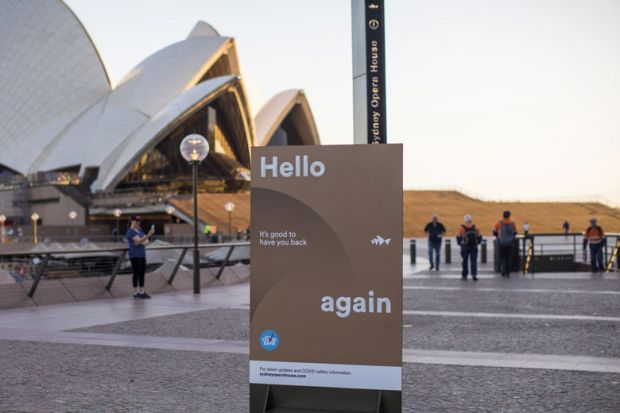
[65,0,620,205]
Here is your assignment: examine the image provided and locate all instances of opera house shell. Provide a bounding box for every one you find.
[0,0,320,210]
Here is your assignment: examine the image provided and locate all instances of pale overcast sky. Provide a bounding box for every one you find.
[65,0,620,204]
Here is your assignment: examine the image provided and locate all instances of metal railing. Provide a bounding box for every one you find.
[0,241,250,298]
[606,238,620,272]
[517,233,620,273]
[406,233,620,274]
[0,233,249,244]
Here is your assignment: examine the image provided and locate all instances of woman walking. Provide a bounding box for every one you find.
[126,215,154,299]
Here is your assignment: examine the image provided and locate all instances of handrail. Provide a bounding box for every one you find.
[0,241,250,257]
[606,239,620,273]
[516,232,620,237]
[523,239,534,274]
[1,242,251,299]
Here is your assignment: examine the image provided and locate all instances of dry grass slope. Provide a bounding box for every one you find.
[405,191,620,237]
[171,191,620,238]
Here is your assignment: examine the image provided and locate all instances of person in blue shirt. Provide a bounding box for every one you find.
[126,215,154,299]
[424,214,446,271]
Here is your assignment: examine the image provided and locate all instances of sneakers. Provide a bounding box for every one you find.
[429,265,434,270]
[472,276,478,281]
[133,293,152,299]
[133,293,141,299]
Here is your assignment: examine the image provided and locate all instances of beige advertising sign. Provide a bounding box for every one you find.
[250,144,402,392]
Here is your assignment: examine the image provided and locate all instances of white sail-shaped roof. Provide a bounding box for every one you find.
[255,90,320,146]
[0,1,318,196]
[32,34,235,174]
[97,75,243,191]
[0,0,110,174]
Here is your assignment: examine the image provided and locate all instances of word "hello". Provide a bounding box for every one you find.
[260,155,325,178]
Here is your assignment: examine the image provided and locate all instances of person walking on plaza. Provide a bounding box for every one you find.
[494,210,518,277]
[457,215,482,281]
[424,214,446,271]
[523,221,529,236]
[584,218,606,273]
[563,220,570,236]
[126,215,154,299]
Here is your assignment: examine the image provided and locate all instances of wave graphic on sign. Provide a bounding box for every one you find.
[371,236,391,246]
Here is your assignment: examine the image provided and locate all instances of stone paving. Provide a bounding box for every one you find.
[1,340,619,413]
[0,255,619,412]
[74,308,250,341]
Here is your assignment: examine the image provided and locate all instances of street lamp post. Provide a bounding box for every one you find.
[68,210,77,239]
[113,208,122,242]
[180,134,210,294]
[224,201,235,240]
[0,215,6,244]
[165,205,175,242]
[31,213,40,244]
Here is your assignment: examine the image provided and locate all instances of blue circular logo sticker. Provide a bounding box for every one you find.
[259,330,279,351]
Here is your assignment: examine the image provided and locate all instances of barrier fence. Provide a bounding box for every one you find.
[0,234,248,245]
[407,233,620,273]
[0,241,250,299]
[517,233,620,273]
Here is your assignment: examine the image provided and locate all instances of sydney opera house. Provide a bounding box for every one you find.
[0,0,319,230]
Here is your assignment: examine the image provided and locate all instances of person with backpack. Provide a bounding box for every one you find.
[424,214,446,271]
[562,221,570,236]
[584,218,606,273]
[493,211,517,277]
[457,215,482,281]
[493,210,518,277]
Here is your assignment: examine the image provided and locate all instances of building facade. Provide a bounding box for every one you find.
[0,0,319,231]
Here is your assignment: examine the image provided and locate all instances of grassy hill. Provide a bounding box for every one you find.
[171,191,620,237]
[404,191,620,237]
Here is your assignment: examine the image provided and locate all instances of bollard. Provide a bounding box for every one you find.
[481,239,487,263]
[410,239,416,264]
[445,239,451,264]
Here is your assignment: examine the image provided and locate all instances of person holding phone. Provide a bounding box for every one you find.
[126,215,154,299]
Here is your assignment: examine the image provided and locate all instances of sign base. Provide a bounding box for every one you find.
[250,384,402,412]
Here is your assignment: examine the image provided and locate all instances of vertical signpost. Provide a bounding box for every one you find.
[250,1,400,411]
[250,145,402,412]
[352,0,387,144]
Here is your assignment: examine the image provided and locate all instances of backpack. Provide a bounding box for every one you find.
[587,226,603,239]
[462,225,478,247]
[499,222,515,246]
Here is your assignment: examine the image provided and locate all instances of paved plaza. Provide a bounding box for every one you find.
[1,247,619,412]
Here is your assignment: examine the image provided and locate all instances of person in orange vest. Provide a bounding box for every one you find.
[584,218,606,273]
[493,210,518,277]
[203,223,212,242]
[457,215,482,281]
